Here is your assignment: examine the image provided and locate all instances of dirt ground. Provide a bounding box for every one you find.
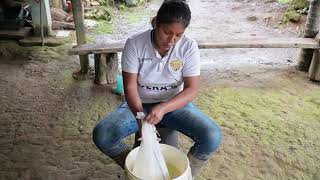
[0,0,319,180]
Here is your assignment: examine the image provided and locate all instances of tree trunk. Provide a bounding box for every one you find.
[71,0,89,74]
[297,0,320,71]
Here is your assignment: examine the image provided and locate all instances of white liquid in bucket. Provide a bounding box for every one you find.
[125,144,192,180]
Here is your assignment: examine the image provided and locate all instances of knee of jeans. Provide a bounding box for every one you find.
[205,124,222,152]
[93,122,117,150]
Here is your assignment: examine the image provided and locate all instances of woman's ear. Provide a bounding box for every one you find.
[151,16,157,29]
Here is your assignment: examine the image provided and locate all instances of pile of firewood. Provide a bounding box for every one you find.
[51,7,75,30]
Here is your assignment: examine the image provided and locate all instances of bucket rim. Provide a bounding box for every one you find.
[125,144,190,180]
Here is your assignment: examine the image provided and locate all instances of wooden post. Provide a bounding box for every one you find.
[29,0,52,36]
[297,0,320,71]
[308,33,320,81]
[94,53,118,85]
[94,54,107,85]
[105,53,119,84]
[71,0,89,74]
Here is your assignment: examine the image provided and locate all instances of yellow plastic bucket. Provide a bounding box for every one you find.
[125,144,192,180]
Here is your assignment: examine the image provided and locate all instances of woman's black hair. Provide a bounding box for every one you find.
[153,0,191,28]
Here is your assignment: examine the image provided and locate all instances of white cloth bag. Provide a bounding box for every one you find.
[132,112,170,180]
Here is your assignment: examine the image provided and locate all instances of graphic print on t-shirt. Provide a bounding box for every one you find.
[138,81,183,92]
[169,59,184,72]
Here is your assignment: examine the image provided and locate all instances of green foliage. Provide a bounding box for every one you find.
[290,0,309,10]
[99,0,109,6]
[283,9,301,22]
[127,13,142,24]
[85,9,112,21]
[86,35,95,43]
[118,3,128,11]
[278,0,290,4]
[120,5,152,24]
[93,21,113,34]
[124,0,139,6]
[279,0,309,23]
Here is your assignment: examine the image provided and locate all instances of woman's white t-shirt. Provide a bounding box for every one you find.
[121,29,200,103]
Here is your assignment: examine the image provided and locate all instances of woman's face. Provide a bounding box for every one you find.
[154,22,186,52]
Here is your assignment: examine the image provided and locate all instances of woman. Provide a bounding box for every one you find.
[93,1,221,178]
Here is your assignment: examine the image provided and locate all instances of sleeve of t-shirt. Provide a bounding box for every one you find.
[182,40,200,77]
[121,38,139,73]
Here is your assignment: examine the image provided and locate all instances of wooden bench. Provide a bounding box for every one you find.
[69,37,320,84]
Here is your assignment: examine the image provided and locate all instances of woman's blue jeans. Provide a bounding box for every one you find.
[93,102,221,161]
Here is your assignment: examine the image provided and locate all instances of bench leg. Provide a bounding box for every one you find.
[298,49,314,71]
[94,53,118,85]
[94,54,107,85]
[105,53,118,84]
[308,49,320,81]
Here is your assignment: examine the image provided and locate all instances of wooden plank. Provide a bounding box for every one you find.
[197,38,320,49]
[29,0,52,36]
[0,27,32,39]
[52,20,75,30]
[19,36,69,46]
[69,42,125,55]
[68,38,320,55]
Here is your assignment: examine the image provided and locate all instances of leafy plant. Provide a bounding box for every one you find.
[85,9,112,21]
[99,0,108,6]
[278,0,290,4]
[93,21,113,34]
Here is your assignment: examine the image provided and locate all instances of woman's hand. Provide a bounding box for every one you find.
[146,104,166,125]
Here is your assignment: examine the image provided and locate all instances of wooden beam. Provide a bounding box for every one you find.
[0,27,32,39]
[29,0,52,36]
[68,38,320,55]
[52,20,75,30]
[197,38,320,49]
[69,41,124,55]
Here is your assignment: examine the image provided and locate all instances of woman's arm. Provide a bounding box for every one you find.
[122,71,144,129]
[145,76,200,124]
